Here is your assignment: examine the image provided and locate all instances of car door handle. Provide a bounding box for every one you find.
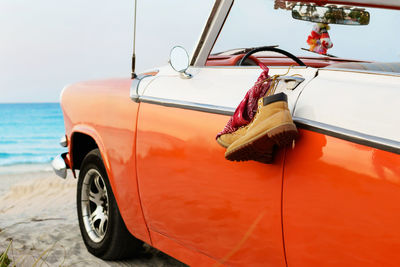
[276,76,305,90]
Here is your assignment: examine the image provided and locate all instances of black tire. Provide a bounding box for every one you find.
[77,148,143,260]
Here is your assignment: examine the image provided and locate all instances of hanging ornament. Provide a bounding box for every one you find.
[307,23,333,55]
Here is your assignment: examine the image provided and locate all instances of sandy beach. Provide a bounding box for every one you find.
[0,166,185,267]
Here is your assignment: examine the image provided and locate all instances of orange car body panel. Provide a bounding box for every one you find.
[284,129,400,266]
[61,78,151,244]
[136,103,286,266]
[150,230,220,267]
[61,77,400,266]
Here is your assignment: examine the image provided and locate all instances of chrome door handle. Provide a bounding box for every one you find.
[276,76,305,90]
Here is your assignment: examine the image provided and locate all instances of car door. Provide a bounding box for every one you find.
[283,69,400,266]
[135,65,317,265]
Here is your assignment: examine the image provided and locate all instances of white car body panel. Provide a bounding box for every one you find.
[139,65,400,146]
[295,69,400,142]
[142,66,318,113]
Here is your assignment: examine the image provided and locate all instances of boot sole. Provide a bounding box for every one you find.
[268,123,298,147]
[225,123,298,163]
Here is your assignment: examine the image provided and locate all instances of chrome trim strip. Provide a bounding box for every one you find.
[293,117,400,155]
[136,96,400,154]
[322,67,400,77]
[140,96,235,116]
[130,74,155,102]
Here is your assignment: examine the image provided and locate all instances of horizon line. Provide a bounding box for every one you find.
[0,101,60,104]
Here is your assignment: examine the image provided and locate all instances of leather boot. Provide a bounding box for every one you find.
[225,92,297,163]
[217,126,248,148]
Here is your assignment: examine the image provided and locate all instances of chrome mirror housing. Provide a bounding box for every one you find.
[169,46,192,79]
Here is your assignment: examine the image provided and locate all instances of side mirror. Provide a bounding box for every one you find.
[169,46,192,79]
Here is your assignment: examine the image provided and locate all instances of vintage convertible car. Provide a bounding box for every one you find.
[52,0,400,266]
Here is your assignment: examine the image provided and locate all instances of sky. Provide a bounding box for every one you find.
[1,0,399,103]
[0,0,213,103]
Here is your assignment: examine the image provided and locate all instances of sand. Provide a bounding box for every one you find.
[0,166,186,267]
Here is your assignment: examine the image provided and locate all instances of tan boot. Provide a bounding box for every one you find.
[217,126,248,148]
[225,92,297,163]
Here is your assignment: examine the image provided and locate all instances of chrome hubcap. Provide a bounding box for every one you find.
[81,169,109,243]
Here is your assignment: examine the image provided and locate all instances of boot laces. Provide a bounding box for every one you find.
[234,125,249,135]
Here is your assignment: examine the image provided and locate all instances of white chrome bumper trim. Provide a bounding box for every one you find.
[52,153,68,179]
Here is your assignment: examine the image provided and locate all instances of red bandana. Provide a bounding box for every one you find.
[216,62,271,139]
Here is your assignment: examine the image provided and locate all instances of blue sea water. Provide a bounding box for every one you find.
[0,103,66,167]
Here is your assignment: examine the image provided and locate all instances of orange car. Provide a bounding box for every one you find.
[52,0,400,266]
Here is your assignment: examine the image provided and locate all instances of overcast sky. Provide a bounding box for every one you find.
[1,1,399,103]
[0,0,213,103]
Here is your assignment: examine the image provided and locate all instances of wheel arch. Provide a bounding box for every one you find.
[71,132,98,170]
[68,124,153,244]
[69,125,110,174]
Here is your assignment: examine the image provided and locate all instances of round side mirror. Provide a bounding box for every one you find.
[169,46,190,75]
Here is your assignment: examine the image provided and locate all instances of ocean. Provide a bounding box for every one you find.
[0,103,66,170]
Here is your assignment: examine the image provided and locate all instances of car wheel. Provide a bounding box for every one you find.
[77,148,143,260]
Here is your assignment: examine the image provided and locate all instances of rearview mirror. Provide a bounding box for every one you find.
[292,4,370,25]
